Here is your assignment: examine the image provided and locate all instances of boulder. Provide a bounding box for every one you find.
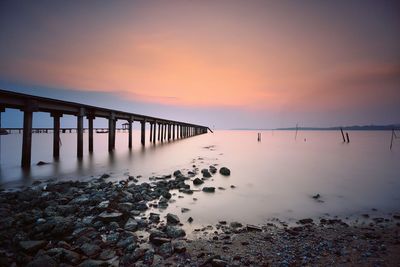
[165,225,186,238]
[202,187,215,193]
[219,167,231,176]
[98,211,124,222]
[19,240,47,253]
[166,213,180,224]
[193,178,204,185]
[124,218,138,231]
[80,243,101,257]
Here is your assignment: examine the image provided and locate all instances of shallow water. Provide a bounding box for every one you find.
[1,130,399,225]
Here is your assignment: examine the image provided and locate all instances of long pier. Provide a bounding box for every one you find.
[0,89,210,168]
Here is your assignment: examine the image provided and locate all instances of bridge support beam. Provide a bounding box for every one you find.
[153,121,157,143]
[164,124,167,140]
[168,124,171,140]
[158,123,161,141]
[87,115,95,153]
[141,120,146,146]
[128,117,133,149]
[150,123,153,142]
[51,112,63,158]
[172,124,175,140]
[21,110,33,168]
[108,113,116,152]
[77,108,84,158]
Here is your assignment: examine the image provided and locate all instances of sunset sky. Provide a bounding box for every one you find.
[0,0,399,129]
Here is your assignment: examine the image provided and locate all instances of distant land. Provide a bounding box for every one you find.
[232,124,400,131]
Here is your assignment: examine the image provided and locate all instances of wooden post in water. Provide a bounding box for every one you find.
[108,112,116,152]
[340,127,346,142]
[346,132,350,143]
[51,112,63,158]
[128,116,133,149]
[390,129,394,150]
[77,108,84,158]
[164,124,167,140]
[168,123,171,140]
[172,124,175,139]
[141,119,146,146]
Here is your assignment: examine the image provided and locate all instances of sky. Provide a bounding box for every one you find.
[0,0,399,129]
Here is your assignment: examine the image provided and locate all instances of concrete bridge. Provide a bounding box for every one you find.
[0,89,211,169]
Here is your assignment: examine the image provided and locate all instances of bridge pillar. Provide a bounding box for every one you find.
[160,123,164,142]
[108,113,116,152]
[164,124,167,140]
[158,123,161,141]
[141,120,146,146]
[77,108,84,158]
[172,124,175,140]
[149,122,153,143]
[21,101,38,168]
[168,123,171,140]
[153,121,157,143]
[87,114,95,153]
[128,117,133,149]
[51,112,63,158]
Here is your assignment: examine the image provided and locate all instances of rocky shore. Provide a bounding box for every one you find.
[0,165,399,266]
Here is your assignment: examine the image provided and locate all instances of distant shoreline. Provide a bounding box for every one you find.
[231,124,400,131]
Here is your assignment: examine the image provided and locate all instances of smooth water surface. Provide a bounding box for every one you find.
[1,130,399,225]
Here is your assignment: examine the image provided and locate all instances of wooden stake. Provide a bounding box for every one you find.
[340,128,346,142]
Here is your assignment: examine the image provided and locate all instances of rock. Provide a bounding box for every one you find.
[158,242,173,258]
[165,225,186,238]
[27,254,57,267]
[19,240,47,253]
[181,208,190,213]
[187,217,194,223]
[97,200,110,209]
[219,167,231,176]
[149,213,160,223]
[209,166,217,174]
[98,211,124,222]
[179,188,193,194]
[193,178,204,185]
[166,213,180,224]
[312,194,321,199]
[211,258,229,267]
[118,202,134,213]
[36,161,50,166]
[47,247,81,264]
[124,218,138,231]
[134,201,148,211]
[143,249,155,265]
[79,259,109,267]
[151,236,171,246]
[246,224,262,231]
[298,218,314,224]
[230,222,242,228]
[99,249,116,260]
[230,185,236,188]
[173,240,187,253]
[100,174,110,179]
[173,170,182,177]
[81,243,101,256]
[202,187,215,193]
[202,169,212,178]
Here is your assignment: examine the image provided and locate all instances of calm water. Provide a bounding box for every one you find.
[1,130,399,225]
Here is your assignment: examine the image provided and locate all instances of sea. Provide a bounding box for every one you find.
[1,130,399,226]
